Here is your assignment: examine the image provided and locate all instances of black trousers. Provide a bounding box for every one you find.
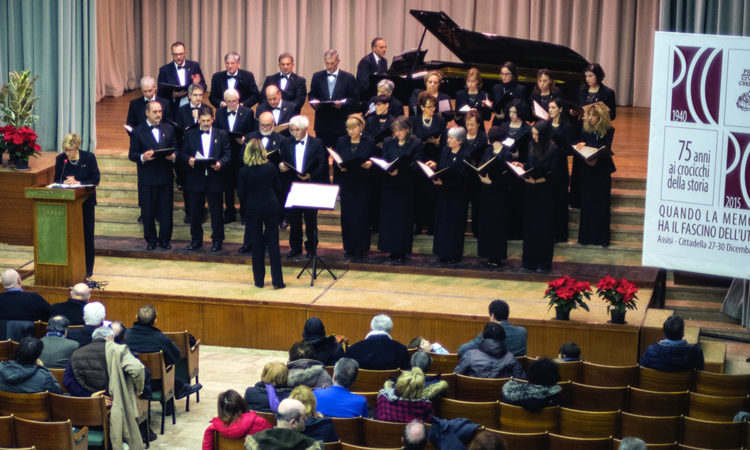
[246,212,284,287]
[82,198,96,277]
[223,148,242,216]
[288,208,318,254]
[141,184,173,245]
[189,191,224,243]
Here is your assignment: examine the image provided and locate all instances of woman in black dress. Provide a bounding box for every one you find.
[54,133,100,278]
[577,63,617,120]
[237,139,285,289]
[574,103,616,247]
[529,68,564,112]
[378,116,423,262]
[455,68,493,126]
[334,115,374,259]
[517,121,562,273]
[411,92,447,235]
[364,95,394,234]
[548,98,574,243]
[465,110,488,237]
[366,79,404,118]
[428,126,471,264]
[492,61,527,126]
[477,130,513,268]
[408,70,453,121]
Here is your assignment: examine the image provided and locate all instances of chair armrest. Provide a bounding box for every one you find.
[190,339,200,353]
[73,425,89,450]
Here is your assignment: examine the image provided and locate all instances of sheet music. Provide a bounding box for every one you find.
[502,137,515,147]
[438,99,451,112]
[417,161,436,178]
[284,182,340,210]
[533,100,550,121]
[327,147,343,165]
[47,183,95,189]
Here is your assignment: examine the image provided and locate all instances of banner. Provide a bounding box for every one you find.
[643,32,750,279]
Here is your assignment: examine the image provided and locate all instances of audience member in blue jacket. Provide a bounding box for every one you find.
[639,315,704,372]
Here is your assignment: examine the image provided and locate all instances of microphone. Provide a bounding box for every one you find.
[59,159,69,185]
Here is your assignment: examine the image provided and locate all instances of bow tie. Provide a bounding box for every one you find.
[191,106,199,110]
[227,74,236,79]
[281,74,288,79]
[296,140,305,145]
[228,111,236,116]
[327,73,336,78]
[145,97,154,102]
[202,130,210,135]
[149,125,159,130]
[273,107,281,111]
[177,65,185,70]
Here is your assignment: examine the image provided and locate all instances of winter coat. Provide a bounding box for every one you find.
[454,338,525,379]
[639,340,704,372]
[0,360,62,394]
[201,411,272,450]
[287,359,333,389]
[501,379,562,412]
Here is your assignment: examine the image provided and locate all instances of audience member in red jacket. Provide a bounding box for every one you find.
[202,389,272,449]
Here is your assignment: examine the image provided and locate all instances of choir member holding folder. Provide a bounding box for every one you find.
[548,98,574,243]
[377,117,422,263]
[492,62,527,126]
[411,92,446,236]
[464,111,488,237]
[577,63,616,120]
[573,103,615,247]
[529,69,564,113]
[455,68,493,126]
[408,70,453,122]
[476,130,512,267]
[363,96,394,235]
[332,115,374,259]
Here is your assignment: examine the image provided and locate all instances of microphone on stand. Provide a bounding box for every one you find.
[58,159,69,186]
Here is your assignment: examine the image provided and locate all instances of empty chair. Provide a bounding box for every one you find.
[559,407,618,438]
[455,374,509,401]
[438,398,499,428]
[582,362,638,387]
[0,415,14,447]
[619,411,680,444]
[48,392,109,450]
[14,417,87,450]
[687,392,748,422]
[0,391,49,421]
[361,418,406,448]
[428,352,459,374]
[627,387,688,417]
[498,402,559,433]
[165,330,201,411]
[567,383,626,412]
[548,433,612,450]
[692,370,750,397]
[680,416,744,449]
[348,369,400,393]
[252,410,276,426]
[136,351,175,435]
[638,367,692,392]
[485,428,548,450]
[331,416,363,445]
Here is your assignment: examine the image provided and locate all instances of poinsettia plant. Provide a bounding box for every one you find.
[544,276,592,313]
[0,125,41,162]
[0,70,40,163]
[596,275,639,313]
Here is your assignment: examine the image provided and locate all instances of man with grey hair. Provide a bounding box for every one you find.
[356,37,388,98]
[244,398,322,449]
[345,314,410,370]
[126,76,171,128]
[68,301,106,347]
[50,282,91,325]
[209,51,259,109]
[0,269,51,340]
[403,419,428,450]
[39,315,79,368]
[261,52,307,114]
[313,357,368,418]
[618,437,647,450]
[308,48,358,148]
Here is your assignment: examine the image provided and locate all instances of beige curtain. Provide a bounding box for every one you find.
[96,0,659,106]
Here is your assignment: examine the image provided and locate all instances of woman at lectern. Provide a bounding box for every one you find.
[54,133,100,279]
[237,139,285,289]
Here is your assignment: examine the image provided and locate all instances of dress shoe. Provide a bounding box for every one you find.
[280,218,289,229]
[273,283,286,290]
[211,242,222,252]
[286,250,301,258]
[175,383,203,400]
[238,245,251,254]
[187,241,202,251]
[254,283,264,288]
[159,242,171,250]
[146,243,156,251]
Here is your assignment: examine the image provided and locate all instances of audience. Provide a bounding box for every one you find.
[244,398,324,449]
[287,341,333,389]
[408,336,449,354]
[468,430,506,450]
[314,357,368,418]
[639,314,704,372]
[345,314,410,370]
[301,317,345,366]
[458,299,527,357]
[0,269,51,340]
[501,358,562,411]
[67,301,106,347]
[374,367,434,423]
[455,322,524,379]
[618,437,647,450]
[409,352,449,400]
[39,315,79,369]
[245,361,293,413]
[289,385,338,443]
[0,337,62,394]
[402,419,428,450]
[50,282,91,325]
[202,389,272,450]
[558,342,582,361]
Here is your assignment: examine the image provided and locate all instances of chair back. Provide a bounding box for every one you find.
[252,410,276,426]
[361,418,406,447]
[330,416,363,445]
[322,442,340,450]
[556,360,582,382]
[638,367,692,392]
[455,374,510,401]
[687,392,749,422]
[215,432,246,450]
[692,370,750,397]
[582,362,638,387]
[14,416,87,450]
[498,402,559,433]
[0,414,14,447]
[0,340,13,361]
[349,369,399,393]
[548,433,612,450]
[165,330,200,380]
[427,352,459,374]
[680,416,744,449]
[619,411,680,444]
[48,368,66,393]
[559,407,618,438]
[484,428,548,450]
[568,383,626,412]
[136,351,175,402]
[426,372,456,399]
[438,398,499,428]
[48,392,108,449]
[627,387,688,416]
[0,391,49,420]
[33,321,47,339]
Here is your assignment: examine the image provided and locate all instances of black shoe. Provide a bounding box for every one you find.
[223,210,236,223]
[273,283,286,290]
[238,245,251,254]
[159,242,171,250]
[286,250,301,258]
[211,242,222,252]
[137,214,143,223]
[146,243,156,251]
[175,383,203,400]
[187,241,202,251]
[254,283,264,288]
[280,219,289,229]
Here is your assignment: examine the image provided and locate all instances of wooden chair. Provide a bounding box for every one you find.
[165,330,200,411]
[558,407,618,438]
[48,392,109,450]
[215,432,246,450]
[360,418,406,448]
[582,362,638,387]
[14,417,87,450]
[627,387,688,416]
[454,374,509,401]
[0,340,12,361]
[438,398,499,428]
[330,416,363,445]
[354,392,378,412]
[556,360,582,382]
[0,415,14,448]
[32,321,47,339]
[687,392,749,422]
[48,368,66,394]
[680,416,745,449]
[323,442,340,450]
[428,352,459,374]
[567,383,627,412]
[548,433,612,450]
[638,367,692,392]
[619,411,680,444]
[485,428,548,450]
[252,410,276,426]
[340,444,399,450]
[498,402,559,433]
[136,351,176,435]
[0,391,49,420]
[692,370,750,397]
[349,369,399,393]
[612,439,677,450]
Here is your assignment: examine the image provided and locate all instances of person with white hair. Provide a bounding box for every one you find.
[344,314,410,370]
[126,75,172,128]
[67,301,106,347]
[308,48,358,148]
[244,398,323,449]
[50,282,91,325]
[0,269,51,340]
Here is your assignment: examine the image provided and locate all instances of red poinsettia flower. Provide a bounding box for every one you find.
[548,277,566,290]
[596,275,617,290]
[574,280,592,293]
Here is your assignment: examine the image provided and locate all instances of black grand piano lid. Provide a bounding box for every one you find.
[409,9,590,75]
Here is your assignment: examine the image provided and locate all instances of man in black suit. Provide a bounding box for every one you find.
[128,101,177,250]
[279,115,328,258]
[308,49,358,148]
[174,83,206,223]
[157,41,206,117]
[215,89,255,224]
[180,105,231,252]
[255,85,296,134]
[126,76,171,128]
[260,52,307,114]
[49,283,90,326]
[209,51,259,109]
[356,37,388,99]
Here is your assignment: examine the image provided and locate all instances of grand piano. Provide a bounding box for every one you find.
[372,9,590,104]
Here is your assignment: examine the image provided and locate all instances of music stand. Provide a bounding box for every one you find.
[285,182,340,286]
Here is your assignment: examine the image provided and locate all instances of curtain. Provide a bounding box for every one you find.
[0,0,96,152]
[660,0,750,35]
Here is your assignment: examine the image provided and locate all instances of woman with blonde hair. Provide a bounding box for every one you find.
[244,361,292,412]
[289,385,338,443]
[202,389,271,450]
[237,138,285,289]
[374,367,434,422]
[409,69,453,121]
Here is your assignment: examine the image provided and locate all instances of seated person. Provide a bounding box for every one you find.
[50,282,90,325]
[287,341,333,389]
[0,337,62,394]
[501,358,562,411]
[67,301,106,347]
[314,357,368,418]
[557,342,581,362]
[468,430,507,450]
[458,299,527,357]
[345,314,410,370]
[202,389,272,450]
[244,398,324,450]
[245,361,293,413]
[618,437,647,450]
[403,419,429,450]
[455,323,524,379]
[301,317,345,366]
[39,315,79,369]
[289,385,338,443]
[374,367,433,423]
[408,336,449,354]
[409,352,448,400]
[639,314,704,372]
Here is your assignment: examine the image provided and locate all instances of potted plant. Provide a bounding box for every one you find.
[0,70,40,170]
[596,275,639,324]
[544,276,592,320]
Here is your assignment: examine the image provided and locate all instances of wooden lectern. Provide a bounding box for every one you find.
[24,186,94,287]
